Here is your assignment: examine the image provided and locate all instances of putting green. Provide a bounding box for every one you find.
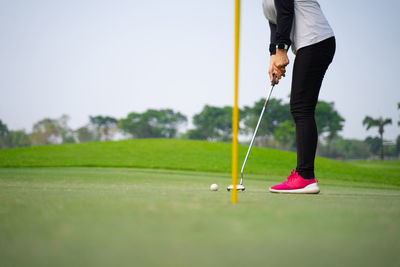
[1,167,399,267]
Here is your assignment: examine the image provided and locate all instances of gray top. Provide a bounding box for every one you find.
[262,0,334,54]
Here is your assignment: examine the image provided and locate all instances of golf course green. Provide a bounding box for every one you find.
[0,139,399,267]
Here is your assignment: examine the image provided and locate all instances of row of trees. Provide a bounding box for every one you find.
[0,109,187,148]
[1,100,399,160]
[184,99,345,150]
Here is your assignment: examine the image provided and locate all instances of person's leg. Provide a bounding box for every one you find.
[290,37,335,179]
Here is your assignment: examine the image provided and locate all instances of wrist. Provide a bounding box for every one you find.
[276,49,287,55]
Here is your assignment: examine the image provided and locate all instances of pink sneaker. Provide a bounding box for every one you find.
[269,169,320,194]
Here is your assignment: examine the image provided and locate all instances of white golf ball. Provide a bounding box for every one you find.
[210,184,218,191]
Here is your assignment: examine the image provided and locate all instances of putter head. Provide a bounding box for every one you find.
[226,184,245,191]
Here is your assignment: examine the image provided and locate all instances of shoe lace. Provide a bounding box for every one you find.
[287,170,319,183]
[286,169,298,182]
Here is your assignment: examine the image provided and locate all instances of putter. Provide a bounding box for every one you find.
[227,74,277,191]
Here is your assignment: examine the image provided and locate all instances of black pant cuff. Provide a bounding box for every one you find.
[296,169,315,179]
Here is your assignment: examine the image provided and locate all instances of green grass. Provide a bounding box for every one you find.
[0,139,399,187]
[0,167,399,267]
[1,139,400,266]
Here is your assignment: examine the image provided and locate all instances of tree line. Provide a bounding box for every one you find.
[1,100,399,160]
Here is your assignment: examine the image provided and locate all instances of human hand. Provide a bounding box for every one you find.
[268,49,289,85]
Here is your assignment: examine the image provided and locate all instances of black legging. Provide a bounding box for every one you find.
[290,37,336,179]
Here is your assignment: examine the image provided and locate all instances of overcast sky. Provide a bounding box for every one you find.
[1,0,399,140]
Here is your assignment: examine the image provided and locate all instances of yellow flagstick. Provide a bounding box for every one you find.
[232,0,240,204]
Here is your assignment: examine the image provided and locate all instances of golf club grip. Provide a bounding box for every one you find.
[271,74,277,86]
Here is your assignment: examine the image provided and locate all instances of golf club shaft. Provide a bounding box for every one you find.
[239,77,276,185]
